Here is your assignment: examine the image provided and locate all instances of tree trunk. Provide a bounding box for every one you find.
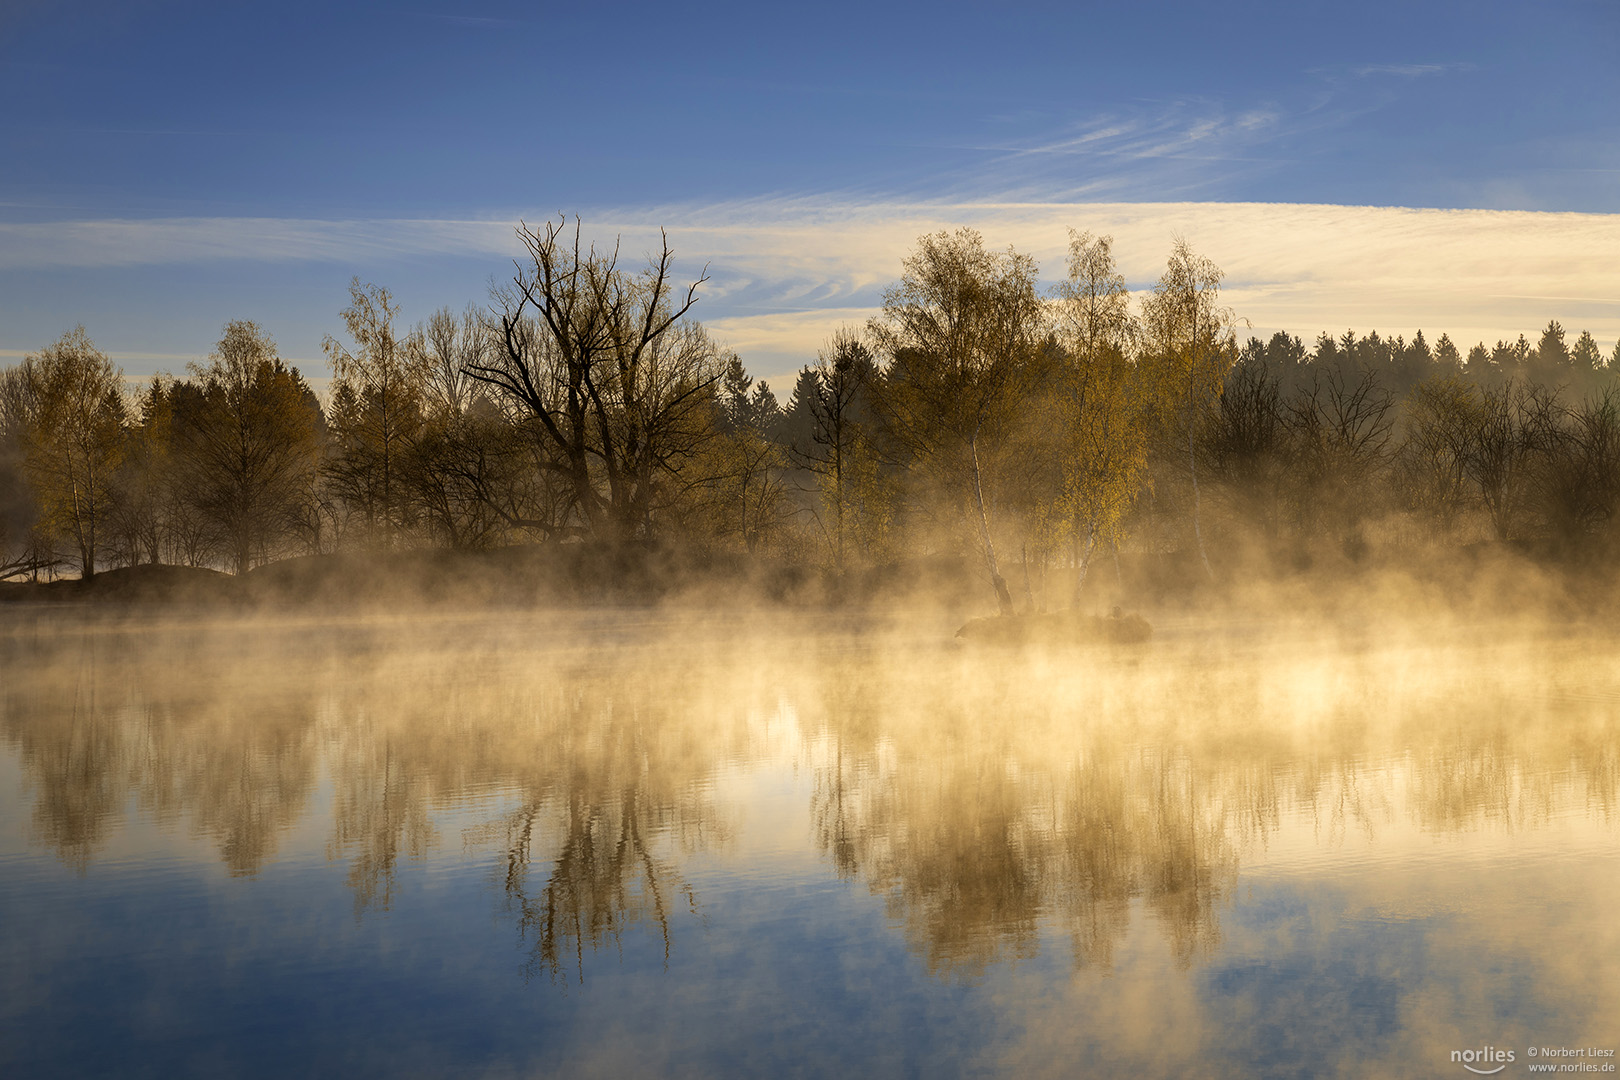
[74,480,96,580]
[1020,541,1037,613]
[833,450,845,571]
[970,431,1014,616]
[1187,426,1214,579]
[1072,521,1096,608]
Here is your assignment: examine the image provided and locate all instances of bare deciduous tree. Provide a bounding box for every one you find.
[1397,375,1481,537]
[1201,355,1289,543]
[466,218,723,541]
[1464,380,1546,542]
[0,373,52,579]
[1286,368,1396,551]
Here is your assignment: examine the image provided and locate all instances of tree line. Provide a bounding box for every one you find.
[4,216,1619,611]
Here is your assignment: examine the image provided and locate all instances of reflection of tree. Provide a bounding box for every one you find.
[1052,756,1138,970]
[1135,760,1236,967]
[0,626,319,872]
[812,731,1238,975]
[0,619,746,983]
[503,787,693,984]
[482,680,722,983]
[326,739,435,911]
[802,648,1249,975]
[1051,753,1242,970]
[310,638,738,980]
[1405,688,1620,834]
[1,633,130,867]
[22,705,126,869]
[804,636,1620,978]
[813,743,861,880]
[1412,740,1528,833]
[870,757,1043,974]
[4,618,1618,987]
[139,688,316,876]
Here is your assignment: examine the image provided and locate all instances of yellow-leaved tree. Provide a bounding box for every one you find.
[2,327,127,578]
[869,229,1045,616]
[172,321,322,575]
[1141,238,1237,579]
[1049,231,1151,605]
[323,280,426,548]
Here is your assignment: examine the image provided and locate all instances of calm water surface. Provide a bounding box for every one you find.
[2,609,1616,1078]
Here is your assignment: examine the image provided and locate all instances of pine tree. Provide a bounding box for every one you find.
[1435,333,1461,368]
[1571,330,1602,372]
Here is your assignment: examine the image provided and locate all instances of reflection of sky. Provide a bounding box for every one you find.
[5,767,1615,1077]
[1,616,1617,1076]
[2,1,1617,381]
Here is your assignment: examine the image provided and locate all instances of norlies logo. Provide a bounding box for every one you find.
[1453,1046,1517,1074]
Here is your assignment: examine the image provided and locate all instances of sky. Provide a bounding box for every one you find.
[2,0,1618,387]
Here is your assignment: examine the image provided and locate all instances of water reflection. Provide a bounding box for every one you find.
[2,613,1617,990]
[803,636,1614,978]
[2,624,321,872]
[812,727,1239,974]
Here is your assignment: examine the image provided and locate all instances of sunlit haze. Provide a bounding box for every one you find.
[4,2,1619,1078]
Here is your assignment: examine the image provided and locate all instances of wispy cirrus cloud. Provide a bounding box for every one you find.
[996,109,1286,164]
[413,12,527,28]
[1351,62,1476,77]
[921,101,1298,203]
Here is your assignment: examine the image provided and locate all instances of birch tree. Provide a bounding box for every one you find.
[4,327,126,578]
[1050,231,1149,604]
[1141,239,1236,579]
[869,229,1043,615]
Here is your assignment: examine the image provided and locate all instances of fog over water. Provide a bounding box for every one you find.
[2,608,1617,1077]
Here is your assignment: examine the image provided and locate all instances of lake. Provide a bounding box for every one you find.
[2,608,1616,1078]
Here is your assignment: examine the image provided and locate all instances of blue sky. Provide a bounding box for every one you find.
[3,0,1618,383]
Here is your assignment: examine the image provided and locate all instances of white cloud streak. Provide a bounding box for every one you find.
[0,217,522,269]
[636,200,1620,375]
[1351,62,1475,78]
[3,201,1617,381]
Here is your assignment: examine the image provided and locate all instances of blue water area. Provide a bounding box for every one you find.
[2,615,1617,1077]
